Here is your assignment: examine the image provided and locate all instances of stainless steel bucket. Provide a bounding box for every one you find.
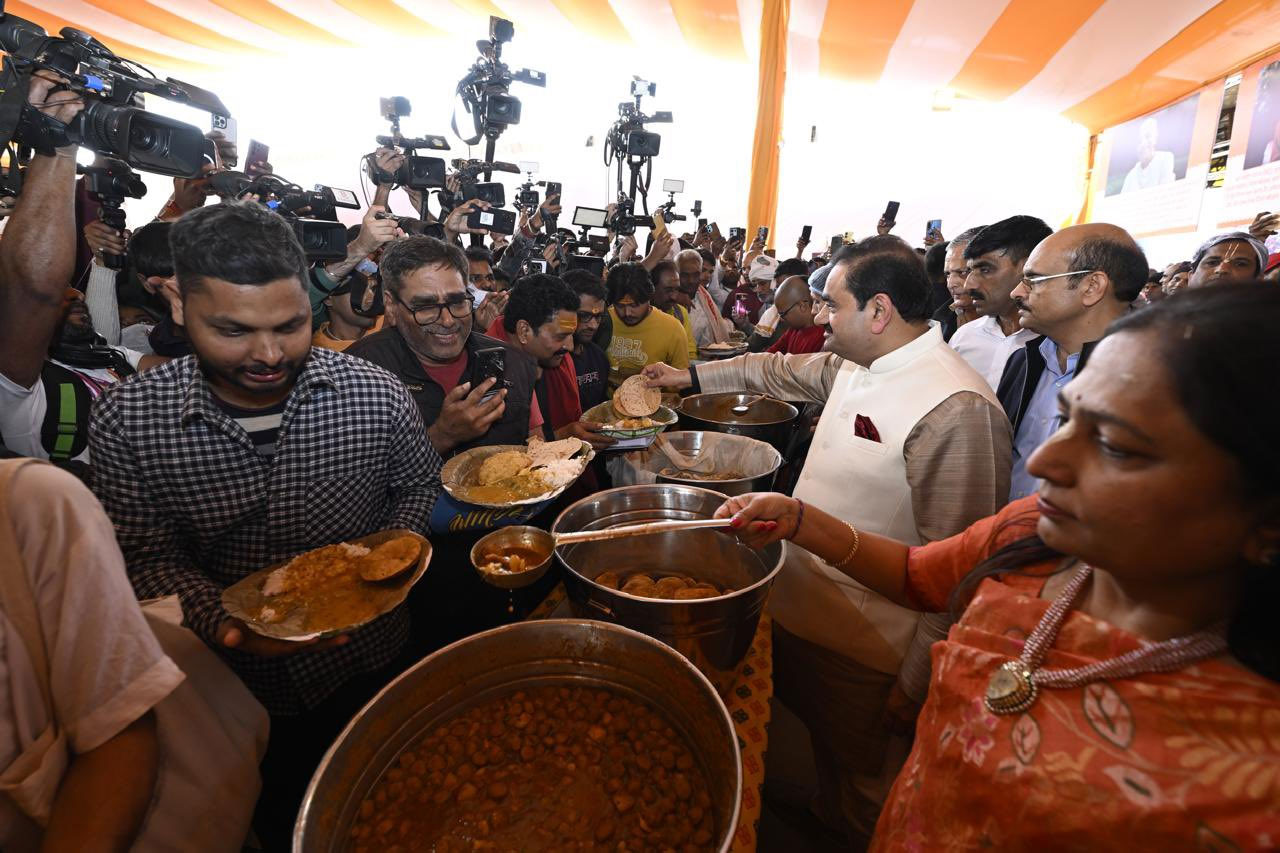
[552,485,783,695]
[677,392,799,453]
[294,619,742,852]
[652,431,782,496]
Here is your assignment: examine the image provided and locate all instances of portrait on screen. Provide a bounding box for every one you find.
[1104,94,1198,197]
[1243,59,1280,171]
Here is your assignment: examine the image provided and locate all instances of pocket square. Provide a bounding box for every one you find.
[854,414,881,443]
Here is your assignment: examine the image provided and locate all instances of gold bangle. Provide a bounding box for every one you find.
[828,521,861,570]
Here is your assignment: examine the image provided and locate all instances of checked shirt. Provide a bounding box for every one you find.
[89,347,441,715]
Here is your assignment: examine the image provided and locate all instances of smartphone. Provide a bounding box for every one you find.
[883,200,900,224]
[697,217,707,231]
[843,230,856,243]
[526,259,549,274]
[652,212,668,237]
[756,225,769,243]
[467,207,517,236]
[572,206,609,228]
[245,139,269,169]
[829,235,844,255]
[800,224,812,243]
[544,181,562,202]
[927,218,942,237]
[210,114,237,148]
[728,226,745,241]
[473,346,506,399]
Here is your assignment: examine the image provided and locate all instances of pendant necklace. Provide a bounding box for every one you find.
[984,565,1229,715]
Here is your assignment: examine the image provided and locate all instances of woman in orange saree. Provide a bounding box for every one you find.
[719,284,1280,850]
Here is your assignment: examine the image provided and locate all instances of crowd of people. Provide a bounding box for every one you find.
[1,68,1278,852]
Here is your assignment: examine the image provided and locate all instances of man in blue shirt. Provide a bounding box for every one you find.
[997,223,1149,499]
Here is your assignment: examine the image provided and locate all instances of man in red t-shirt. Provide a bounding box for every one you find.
[347,237,541,456]
[767,275,827,355]
[486,275,614,450]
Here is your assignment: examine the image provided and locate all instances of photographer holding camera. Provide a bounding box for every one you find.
[0,73,167,468]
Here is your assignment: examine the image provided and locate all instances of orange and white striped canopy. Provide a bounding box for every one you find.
[15,0,1280,132]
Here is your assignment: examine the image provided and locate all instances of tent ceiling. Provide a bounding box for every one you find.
[12,0,1280,131]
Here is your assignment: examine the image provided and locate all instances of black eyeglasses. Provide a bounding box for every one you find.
[576,310,606,323]
[395,293,474,325]
[780,298,813,317]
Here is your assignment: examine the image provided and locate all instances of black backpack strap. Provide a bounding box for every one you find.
[38,362,92,461]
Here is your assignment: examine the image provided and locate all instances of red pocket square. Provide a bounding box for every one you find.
[854,414,881,443]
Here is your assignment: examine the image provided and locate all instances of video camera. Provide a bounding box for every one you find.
[607,197,651,237]
[0,7,227,178]
[209,170,354,261]
[450,157,519,208]
[81,157,144,270]
[605,79,672,163]
[453,17,546,146]
[369,96,450,190]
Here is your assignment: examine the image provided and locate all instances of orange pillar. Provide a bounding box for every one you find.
[746,0,789,250]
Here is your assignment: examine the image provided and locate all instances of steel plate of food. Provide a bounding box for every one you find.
[580,400,678,440]
[441,437,595,509]
[221,528,431,641]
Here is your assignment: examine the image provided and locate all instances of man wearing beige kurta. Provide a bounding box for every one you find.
[645,247,1012,844]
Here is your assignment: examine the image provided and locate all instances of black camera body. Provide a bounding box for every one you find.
[372,96,450,190]
[0,12,226,177]
[208,170,349,261]
[82,157,145,270]
[626,129,662,157]
[454,17,546,145]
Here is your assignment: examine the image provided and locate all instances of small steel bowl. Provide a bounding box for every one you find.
[470,525,555,589]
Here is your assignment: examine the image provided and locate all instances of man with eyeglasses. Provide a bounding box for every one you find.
[949,215,1052,390]
[765,275,826,355]
[347,236,541,456]
[562,269,612,411]
[998,223,1148,500]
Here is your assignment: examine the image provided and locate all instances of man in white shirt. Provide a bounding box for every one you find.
[676,248,731,348]
[948,215,1052,390]
[0,99,162,465]
[1120,117,1177,193]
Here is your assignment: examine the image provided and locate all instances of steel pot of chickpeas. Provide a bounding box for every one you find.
[295,619,741,853]
[552,484,784,696]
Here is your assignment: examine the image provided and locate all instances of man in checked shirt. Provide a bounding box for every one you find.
[87,201,441,848]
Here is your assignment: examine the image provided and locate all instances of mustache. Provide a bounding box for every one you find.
[243,361,287,374]
[967,289,985,300]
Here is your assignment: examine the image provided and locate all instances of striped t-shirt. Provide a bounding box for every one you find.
[212,395,286,458]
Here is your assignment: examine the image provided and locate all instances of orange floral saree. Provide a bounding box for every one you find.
[871,498,1280,851]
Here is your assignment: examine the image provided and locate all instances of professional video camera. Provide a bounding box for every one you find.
[603,78,673,234]
[0,7,227,177]
[209,170,355,261]
[449,157,520,208]
[453,16,546,169]
[368,96,450,191]
[81,157,144,270]
[515,161,540,214]
[606,79,672,161]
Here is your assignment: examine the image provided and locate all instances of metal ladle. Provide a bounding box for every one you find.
[731,395,767,416]
[472,518,735,589]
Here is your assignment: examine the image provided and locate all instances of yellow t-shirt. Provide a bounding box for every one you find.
[606,306,691,391]
[665,305,699,362]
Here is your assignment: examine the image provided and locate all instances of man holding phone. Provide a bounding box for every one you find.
[347,236,542,456]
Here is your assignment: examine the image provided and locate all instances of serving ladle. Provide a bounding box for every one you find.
[731,395,768,416]
[471,518,734,589]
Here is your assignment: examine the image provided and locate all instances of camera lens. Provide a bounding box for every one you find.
[129,123,157,152]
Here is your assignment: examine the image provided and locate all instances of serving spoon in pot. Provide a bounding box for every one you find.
[731,395,768,416]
